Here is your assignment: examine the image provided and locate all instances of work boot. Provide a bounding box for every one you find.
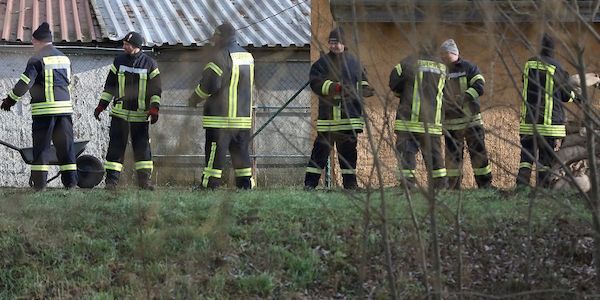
[137,170,154,191]
[30,171,47,191]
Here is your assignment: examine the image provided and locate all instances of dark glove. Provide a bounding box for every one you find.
[362,85,375,97]
[94,104,106,121]
[147,106,159,124]
[189,93,202,107]
[1,97,16,111]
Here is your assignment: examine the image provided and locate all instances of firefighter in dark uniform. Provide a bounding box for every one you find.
[1,22,77,190]
[440,39,493,189]
[304,27,374,190]
[516,34,575,188]
[189,23,255,189]
[389,42,448,189]
[94,31,161,190]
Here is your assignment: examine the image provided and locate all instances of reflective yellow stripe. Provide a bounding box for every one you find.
[395,64,402,76]
[394,120,442,135]
[31,165,49,171]
[44,69,54,102]
[228,64,240,117]
[333,105,341,120]
[19,74,31,84]
[204,62,223,76]
[435,71,445,125]
[8,90,21,101]
[118,72,125,98]
[431,168,447,178]
[104,161,123,172]
[149,68,160,79]
[473,165,492,176]
[59,164,77,171]
[465,87,479,100]
[322,80,333,96]
[195,85,211,98]
[469,74,485,85]
[110,107,149,122]
[459,76,467,93]
[317,118,364,131]
[31,101,73,116]
[306,167,322,174]
[340,169,356,175]
[544,69,554,126]
[519,123,566,137]
[235,168,252,177]
[519,162,532,169]
[250,63,255,111]
[411,71,422,122]
[150,95,160,104]
[135,160,153,170]
[101,91,113,101]
[110,64,117,74]
[202,142,218,187]
[202,116,252,129]
[138,73,147,111]
[446,169,461,177]
[401,169,415,178]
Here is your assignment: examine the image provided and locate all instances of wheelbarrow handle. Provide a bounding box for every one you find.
[0,140,21,151]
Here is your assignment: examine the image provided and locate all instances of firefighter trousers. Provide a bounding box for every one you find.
[395,131,447,189]
[516,134,557,188]
[444,125,493,189]
[104,117,153,188]
[304,131,358,189]
[201,128,253,189]
[31,115,77,190]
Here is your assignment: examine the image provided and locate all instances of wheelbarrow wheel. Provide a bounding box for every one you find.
[76,155,104,188]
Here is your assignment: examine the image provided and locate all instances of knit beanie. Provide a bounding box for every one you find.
[215,23,236,39]
[328,27,344,44]
[32,22,52,42]
[123,31,144,48]
[441,39,459,56]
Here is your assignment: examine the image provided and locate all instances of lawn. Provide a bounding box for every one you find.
[0,187,595,299]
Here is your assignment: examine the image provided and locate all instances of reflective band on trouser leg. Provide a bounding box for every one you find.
[306,167,322,174]
[104,161,123,172]
[473,165,492,176]
[31,165,50,171]
[400,169,415,178]
[519,162,533,169]
[446,168,461,177]
[235,168,252,177]
[59,164,77,172]
[431,168,447,178]
[202,142,218,188]
[341,169,356,175]
[135,161,153,170]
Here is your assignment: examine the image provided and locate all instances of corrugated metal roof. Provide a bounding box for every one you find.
[0,0,103,43]
[91,0,311,47]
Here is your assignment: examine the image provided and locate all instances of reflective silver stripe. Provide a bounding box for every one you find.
[447,72,467,79]
[119,65,148,74]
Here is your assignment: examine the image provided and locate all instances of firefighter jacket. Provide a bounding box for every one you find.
[8,44,73,116]
[99,51,161,122]
[194,42,254,129]
[443,58,485,130]
[309,51,371,132]
[389,55,447,135]
[520,56,575,137]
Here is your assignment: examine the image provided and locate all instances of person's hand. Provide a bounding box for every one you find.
[1,97,16,111]
[362,85,375,97]
[94,105,105,121]
[147,107,159,124]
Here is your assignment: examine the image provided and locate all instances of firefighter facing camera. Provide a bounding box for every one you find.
[2,22,78,191]
[94,31,162,191]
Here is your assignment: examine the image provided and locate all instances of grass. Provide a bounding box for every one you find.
[0,187,594,299]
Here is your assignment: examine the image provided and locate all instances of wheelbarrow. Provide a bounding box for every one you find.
[0,139,104,188]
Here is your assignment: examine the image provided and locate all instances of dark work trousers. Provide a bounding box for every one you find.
[31,115,77,189]
[304,131,358,189]
[395,131,447,189]
[444,125,493,189]
[104,117,153,187]
[516,134,558,188]
[201,128,253,189]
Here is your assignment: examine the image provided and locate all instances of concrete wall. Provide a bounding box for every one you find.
[312,0,600,189]
[0,48,113,187]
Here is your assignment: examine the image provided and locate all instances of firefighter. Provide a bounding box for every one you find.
[440,39,493,189]
[94,31,161,190]
[304,27,374,190]
[389,41,448,189]
[188,23,255,189]
[516,34,575,188]
[1,22,77,190]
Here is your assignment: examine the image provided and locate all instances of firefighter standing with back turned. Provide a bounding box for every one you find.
[1,22,77,191]
[440,39,493,189]
[304,27,374,190]
[189,23,255,189]
[516,34,576,188]
[94,31,161,190]
[389,41,448,190]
